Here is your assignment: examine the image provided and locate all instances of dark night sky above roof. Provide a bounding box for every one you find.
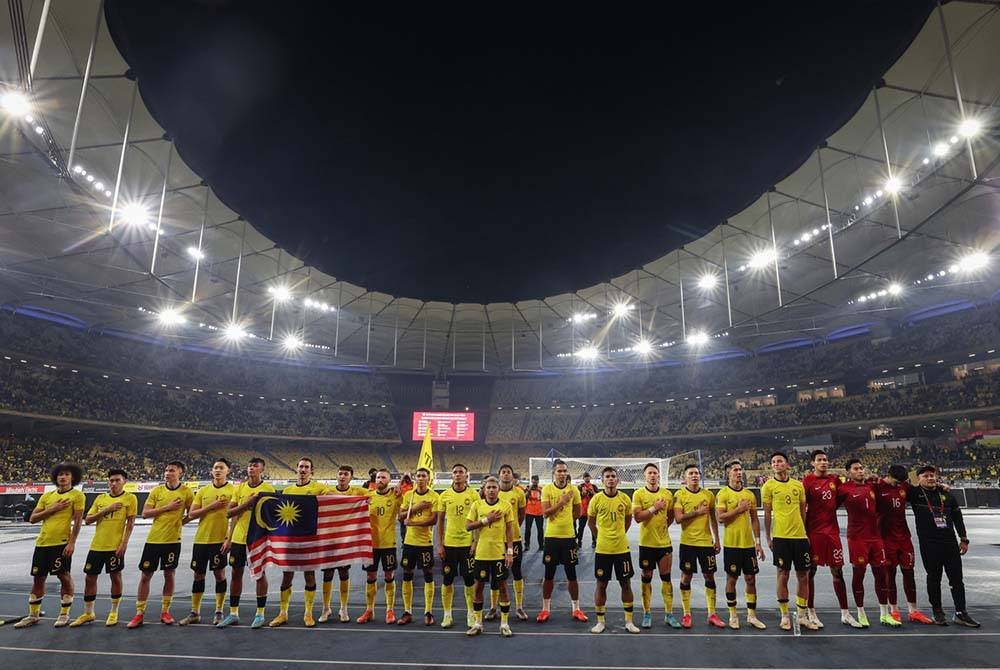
[105,1,934,304]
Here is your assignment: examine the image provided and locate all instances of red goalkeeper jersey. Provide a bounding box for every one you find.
[875,479,911,542]
[839,480,879,541]
[803,473,841,535]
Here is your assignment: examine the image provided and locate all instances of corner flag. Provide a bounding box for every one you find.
[418,429,434,484]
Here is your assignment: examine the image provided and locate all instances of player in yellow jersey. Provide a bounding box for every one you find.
[70,468,137,628]
[322,465,372,623]
[358,468,402,624]
[398,467,439,626]
[15,462,85,628]
[537,459,587,623]
[588,467,640,634]
[631,462,680,629]
[716,460,766,630]
[179,458,235,626]
[465,476,516,637]
[497,464,528,620]
[761,451,817,632]
[219,457,275,629]
[435,463,477,629]
[673,464,723,629]
[269,457,332,628]
[128,461,195,628]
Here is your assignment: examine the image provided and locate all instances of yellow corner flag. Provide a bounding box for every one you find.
[418,429,435,485]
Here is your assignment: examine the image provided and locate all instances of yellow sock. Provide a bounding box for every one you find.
[499,601,510,625]
[423,582,435,614]
[623,601,634,623]
[304,589,316,615]
[681,587,692,615]
[365,582,377,610]
[641,581,652,613]
[385,581,396,611]
[279,587,292,614]
[441,584,454,615]
[322,580,333,610]
[795,595,807,615]
[28,598,41,617]
[191,593,203,613]
[475,607,483,625]
[514,580,524,609]
[256,605,265,616]
[779,600,789,616]
[728,604,737,617]
[110,596,120,613]
[402,581,413,613]
[490,588,499,610]
[596,605,606,623]
[161,596,172,614]
[339,579,350,609]
[60,597,73,616]
[215,593,225,612]
[84,599,94,615]
[135,600,147,615]
[464,586,475,614]
[706,587,716,615]
[746,592,757,617]
[662,581,674,612]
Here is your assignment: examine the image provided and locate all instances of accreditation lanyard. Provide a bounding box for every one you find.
[924,489,948,529]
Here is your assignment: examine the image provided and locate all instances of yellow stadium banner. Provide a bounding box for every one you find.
[418,431,434,484]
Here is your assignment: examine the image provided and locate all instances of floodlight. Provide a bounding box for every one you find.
[187,246,204,260]
[863,196,873,206]
[949,135,958,144]
[793,239,800,246]
[575,346,599,361]
[922,157,930,165]
[958,118,981,138]
[612,302,632,318]
[635,340,653,356]
[884,176,902,195]
[697,273,718,290]
[33,125,44,134]
[223,323,247,341]
[104,190,112,197]
[747,248,777,269]
[857,295,868,303]
[269,285,292,303]
[1,91,29,116]
[73,165,84,174]
[94,181,103,190]
[932,142,948,157]
[958,251,989,273]
[157,308,186,326]
[86,174,94,182]
[120,203,149,227]
[282,334,303,352]
[888,283,902,296]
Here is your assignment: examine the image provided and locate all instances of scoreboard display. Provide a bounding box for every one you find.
[411,411,475,442]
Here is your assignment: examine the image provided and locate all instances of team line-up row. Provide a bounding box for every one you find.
[9,451,981,636]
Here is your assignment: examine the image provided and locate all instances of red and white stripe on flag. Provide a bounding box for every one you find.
[247,495,373,580]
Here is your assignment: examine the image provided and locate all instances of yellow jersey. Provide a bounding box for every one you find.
[283,480,333,496]
[87,491,138,552]
[542,482,580,539]
[673,486,715,547]
[631,486,673,548]
[400,488,439,546]
[34,488,86,547]
[369,487,401,549]
[192,482,236,545]
[715,485,757,549]
[589,490,632,554]
[761,477,807,539]
[497,485,526,541]
[145,483,195,544]
[467,498,515,561]
[435,485,476,547]
[230,480,276,545]
[331,484,372,497]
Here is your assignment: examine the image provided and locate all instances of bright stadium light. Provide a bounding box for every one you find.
[1,91,30,116]
[888,283,903,296]
[884,176,902,195]
[687,331,710,347]
[958,118,982,138]
[932,142,948,157]
[157,308,186,326]
[223,323,247,341]
[958,251,989,273]
[282,334,303,352]
[634,340,653,356]
[269,285,292,303]
[575,346,599,361]
[612,302,632,318]
[187,246,204,260]
[120,203,149,227]
[747,248,777,269]
[697,273,718,290]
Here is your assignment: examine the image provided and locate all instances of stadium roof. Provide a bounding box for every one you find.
[1,1,999,374]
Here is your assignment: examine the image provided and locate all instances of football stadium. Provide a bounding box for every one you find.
[1,1,1000,668]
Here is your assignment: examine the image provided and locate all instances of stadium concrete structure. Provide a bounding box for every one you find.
[2,3,1000,668]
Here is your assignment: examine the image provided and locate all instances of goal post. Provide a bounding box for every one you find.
[528,449,702,488]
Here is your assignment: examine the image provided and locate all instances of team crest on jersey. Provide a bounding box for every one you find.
[900,490,906,499]
[683,561,691,571]
[857,556,866,564]
[616,503,625,512]
[828,482,836,490]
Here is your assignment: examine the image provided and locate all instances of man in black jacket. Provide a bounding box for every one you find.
[907,466,979,627]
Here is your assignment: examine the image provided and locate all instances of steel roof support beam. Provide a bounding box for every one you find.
[66,0,104,174]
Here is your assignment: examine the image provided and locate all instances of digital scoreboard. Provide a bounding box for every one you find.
[411,411,475,442]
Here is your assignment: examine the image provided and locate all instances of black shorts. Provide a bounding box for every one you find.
[191,542,227,573]
[229,543,248,569]
[543,537,579,567]
[474,558,509,586]
[364,547,398,572]
[400,544,434,571]
[772,537,812,572]
[442,545,475,579]
[595,552,635,582]
[638,545,673,571]
[139,542,181,572]
[723,547,759,576]
[30,545,71,576]
[84,550,124,575]
[678,544,717,574]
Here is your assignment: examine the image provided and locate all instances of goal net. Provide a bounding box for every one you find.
[528,449,702,488]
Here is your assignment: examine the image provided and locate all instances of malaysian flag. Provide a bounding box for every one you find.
[247,494,372,580]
